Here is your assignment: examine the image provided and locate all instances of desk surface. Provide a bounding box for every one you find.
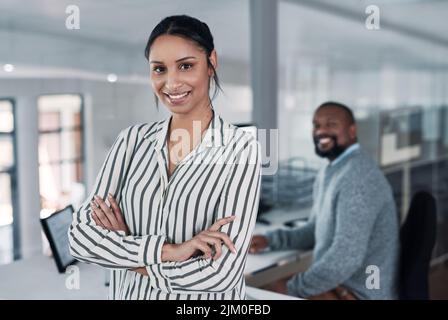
[246,286,300,300]
[245,207,311,275]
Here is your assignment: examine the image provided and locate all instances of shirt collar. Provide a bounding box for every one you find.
[330,143,360,166]
[144,110,227,150]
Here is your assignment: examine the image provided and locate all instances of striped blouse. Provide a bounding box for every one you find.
[68,112,262,300]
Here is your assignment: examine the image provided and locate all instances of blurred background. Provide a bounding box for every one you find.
[0,0,447,298]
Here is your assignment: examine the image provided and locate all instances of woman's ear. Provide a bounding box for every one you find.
[208,49,218,76]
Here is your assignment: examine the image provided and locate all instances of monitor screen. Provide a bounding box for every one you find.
[40,205,77,273]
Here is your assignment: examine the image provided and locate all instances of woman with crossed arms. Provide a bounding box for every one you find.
[68,15,261,300]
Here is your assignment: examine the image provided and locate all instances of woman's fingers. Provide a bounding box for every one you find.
[91,194,130,235]
[208,215,236,232]
[94,195,120,229]
[164,215,238,262]
[94,195,113,216]
[107,194,130,235]
[131,267,149,276]
[91,200,113,229]
[108,194,123,222]
[191,240,213,259]
[91,212,106,228]
[204,231,236,254]
[197,235,223,260]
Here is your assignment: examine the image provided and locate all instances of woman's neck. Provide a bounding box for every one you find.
[170,102,213,133]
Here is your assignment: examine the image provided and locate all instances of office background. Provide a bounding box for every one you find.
[0,0,447,298]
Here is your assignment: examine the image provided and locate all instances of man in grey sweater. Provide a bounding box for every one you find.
[250,102,400,299]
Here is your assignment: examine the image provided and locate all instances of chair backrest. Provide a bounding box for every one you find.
[399,191,437,300]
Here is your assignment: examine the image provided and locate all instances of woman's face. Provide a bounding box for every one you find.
[148,34,217,116]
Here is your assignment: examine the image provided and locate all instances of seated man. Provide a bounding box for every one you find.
[250,102,400,300]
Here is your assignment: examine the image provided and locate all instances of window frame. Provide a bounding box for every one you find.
[37,93,86,213]
[0,97,20,260]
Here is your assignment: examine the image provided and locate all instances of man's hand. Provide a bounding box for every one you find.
[263,278,289,295]
[309,286,358,300]
[249,235,269,253]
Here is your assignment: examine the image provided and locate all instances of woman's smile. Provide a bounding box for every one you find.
[162,90,192,106]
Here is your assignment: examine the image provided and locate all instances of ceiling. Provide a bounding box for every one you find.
[0,0,447,80]
[0,0,250,60]
[310,0,448,40]
[280,0,448,69]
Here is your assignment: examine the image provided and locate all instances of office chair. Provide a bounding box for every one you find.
[399,191,437,300]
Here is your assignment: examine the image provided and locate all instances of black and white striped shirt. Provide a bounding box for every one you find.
[68,112,261,300]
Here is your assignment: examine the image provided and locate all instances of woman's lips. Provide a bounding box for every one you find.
[163,91,191,105]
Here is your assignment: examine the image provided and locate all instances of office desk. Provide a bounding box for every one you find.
[245,208,312,288]
[246,286,300,300]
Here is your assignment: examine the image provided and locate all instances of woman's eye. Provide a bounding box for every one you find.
[179,63,193,71]
[153,66,165,74]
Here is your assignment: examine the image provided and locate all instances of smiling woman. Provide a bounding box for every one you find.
[144,15,222,107]
[149,34,215,114]
[67,15,262,300]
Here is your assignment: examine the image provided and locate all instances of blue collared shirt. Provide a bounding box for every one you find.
[330,143,360,166]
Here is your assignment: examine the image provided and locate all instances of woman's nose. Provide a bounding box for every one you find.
[164,71,183,92]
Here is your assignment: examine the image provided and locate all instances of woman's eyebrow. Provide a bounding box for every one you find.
[149,56,197,64]
[176,56,197,62]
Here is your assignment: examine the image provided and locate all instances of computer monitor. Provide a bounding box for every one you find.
[40,205,77,273]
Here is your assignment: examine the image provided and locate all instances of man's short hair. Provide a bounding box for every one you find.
[316,101,356,125]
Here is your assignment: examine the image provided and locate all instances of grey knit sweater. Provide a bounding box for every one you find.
[266,147,400,299]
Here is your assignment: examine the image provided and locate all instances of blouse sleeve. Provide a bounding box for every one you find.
[68,125,166,269]
[145,137,262,294]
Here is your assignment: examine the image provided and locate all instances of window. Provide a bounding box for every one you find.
[38,95,85,219]
[0,99,19,264]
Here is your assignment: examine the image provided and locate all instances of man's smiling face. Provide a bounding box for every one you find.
[312,105,357,161]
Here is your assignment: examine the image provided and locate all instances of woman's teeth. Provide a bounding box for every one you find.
[166,92,189,101]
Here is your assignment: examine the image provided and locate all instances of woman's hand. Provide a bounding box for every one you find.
[162,216,237,262]
[132,267,149,276]
[90,193,130,236]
